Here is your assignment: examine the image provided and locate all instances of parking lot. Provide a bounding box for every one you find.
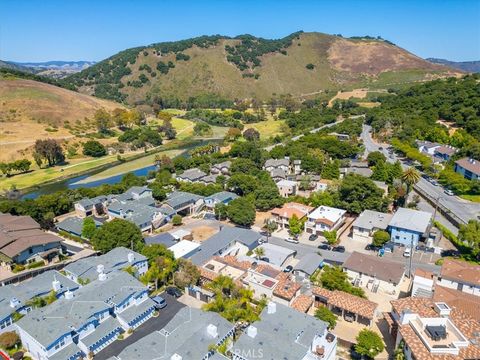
[95,293,185,360]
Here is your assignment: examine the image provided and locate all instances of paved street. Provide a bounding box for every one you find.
[361,124,480,227]
[95,293,185,360]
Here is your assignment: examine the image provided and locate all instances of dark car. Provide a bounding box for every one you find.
[441,249,461,258]
[309,234,318,241]
[283,265,293,273]
[165,287,182,298]
[365,244,381,252]
[151,295,167,309]
[318,244,331,250]
[332,246,345,253]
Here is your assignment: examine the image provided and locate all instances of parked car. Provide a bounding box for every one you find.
[444,189,455,196]
[365,244,381,252]
[285,237,299,244]
[283,265,293,273]
[165,287,182,298]
[332,246,345,253]
[403,248,412,257]
[441,249,461,258]
[318,244,331,250]
[309,234,318,241]
[151,295,167,309]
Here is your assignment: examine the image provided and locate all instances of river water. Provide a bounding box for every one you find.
[23,139,219,199]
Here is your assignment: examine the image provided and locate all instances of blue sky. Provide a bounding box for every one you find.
[1,0,479,62]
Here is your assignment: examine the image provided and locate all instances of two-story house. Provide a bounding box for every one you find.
[304,206,346,236]
[352,210,393,242]
[204,191,238,212]
[436,259,480,296]
[388,208,432,248]
[270,202,313,229]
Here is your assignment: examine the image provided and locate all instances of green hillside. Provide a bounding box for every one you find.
[62,32,460,107]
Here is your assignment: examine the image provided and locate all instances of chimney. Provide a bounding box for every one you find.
[434,302,451,317]
[97,264,104,273]
[247,325,257,338]
[65,288,74,300]
[52,275,61,292]
[207,324,218,338]
[267,301,276,314]
[128,252,135,263]
[98,272,107,281]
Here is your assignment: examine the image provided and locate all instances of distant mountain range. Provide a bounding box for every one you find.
[0,60,96,78]
[427,58,480,73]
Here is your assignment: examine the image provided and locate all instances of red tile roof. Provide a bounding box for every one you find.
[440,258,480,287]
[291,294,313,313]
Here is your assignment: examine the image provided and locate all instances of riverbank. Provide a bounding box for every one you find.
[73,148,183,184]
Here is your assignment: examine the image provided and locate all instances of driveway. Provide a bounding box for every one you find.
[95,293,185,360]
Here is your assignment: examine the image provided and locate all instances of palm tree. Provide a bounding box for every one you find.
[154,154,162,168]
[262,220,277,241]
[254,247,265,260]
[401,168,420,193]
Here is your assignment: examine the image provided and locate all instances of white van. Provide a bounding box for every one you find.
[403,248,412,257]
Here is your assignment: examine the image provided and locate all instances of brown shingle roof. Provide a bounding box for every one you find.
[0,214,40,231]
[312,287,378,320]
[455,157,480,176]
[343,251,405,284]
[440,258,480,287]
[291,294,313,313]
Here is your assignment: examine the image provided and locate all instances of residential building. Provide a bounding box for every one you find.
[436,259,480,296]
[74,195,108,218]
[204,191,238,211]
[114,307,235,360]
[454,157,480,180]
[351,210,393,242]
[272,277,302,306]
[258,243,296,267]
[312,287,378,326]
[411,268,435,298]
[315,179,333,192]
[63,247,148,284]
[264,158,290,173]
[270,168,288,182]
[164,191,204,215]
[189,226,262,265]
[16,271,155,360]
[175,168,207,182]
[276,179,297,198]
[0,214,63,266]
[432,285,480,322]
[434,145,457,162]
[199,173,222,185]
[417,140,441,155]
[388,208,433,247]
[211,160,231,175]
[291,294,314,314]
[0,270,79,331]
[270,202,313,229]
[388,297,480,360]
[202,257,248,282]
[169,240,201,259]
[242,268,280,300]
[293,253,323,279]
[144,232,177,248]
[56,216,102,238]
[341,160,373,178]
[293,159,302,175]
[304,206,346,236]
[343,251,405,294]
[232,302,337,360]
[107,200,164,233]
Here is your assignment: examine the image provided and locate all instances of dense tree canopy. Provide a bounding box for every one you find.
[91,218,143,253]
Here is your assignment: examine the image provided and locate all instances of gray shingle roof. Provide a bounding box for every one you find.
[165,191,203,210]
[205,191,238,203]
[259,243,296,267]
[352,210,393,231]
[264,159,289,168]
[56,217,101,236]
[343,251,405,284]
[64,247,146,283]
[116,307,234,360]
[388,207,432,234]
[232,302,328,360]
[16,271,147,348]
[79,316,122,349]
[47,343,84,360]
[190,226,262,265]
[144,232,177,247]
[176,168,207,181]
[294,253,324,275]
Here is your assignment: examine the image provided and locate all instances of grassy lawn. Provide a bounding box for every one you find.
[0,154,123,191]
[244,118,285,139]
[460,194,480,203]
[171,117,195,139]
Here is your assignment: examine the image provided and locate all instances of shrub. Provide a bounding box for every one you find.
[82,140,107,157]
[0,331,20,349]
[306,63,315,70]
[172,214,182,226]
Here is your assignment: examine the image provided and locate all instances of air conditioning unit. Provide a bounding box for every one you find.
[207,324,218,338]
[247,325,258,339]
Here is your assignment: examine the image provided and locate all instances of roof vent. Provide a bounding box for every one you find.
[98,272,107,281]
[97,264,105,273]
[170,354,182,360]
[247,325,258,338]
[267,301,277,314]
[9,297,21,308]
[65,289,74,300]
[434,302,451,317]
[128,252,135,263]
[207,324,218,338]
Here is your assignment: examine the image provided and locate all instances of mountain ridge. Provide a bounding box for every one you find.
[61,31,460,107]
[426,58,480,73]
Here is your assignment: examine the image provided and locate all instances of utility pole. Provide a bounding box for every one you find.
[408,236,414,278]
